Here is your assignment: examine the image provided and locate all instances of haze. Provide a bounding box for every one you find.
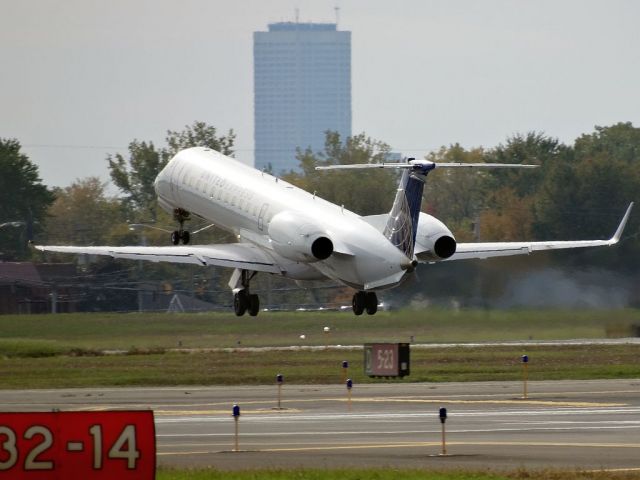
[1,0,639,189]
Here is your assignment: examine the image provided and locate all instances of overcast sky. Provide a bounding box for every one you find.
[2,0,639,190]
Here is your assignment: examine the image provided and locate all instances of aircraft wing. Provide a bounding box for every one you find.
[434,203,633,262]
[32,243,283,274]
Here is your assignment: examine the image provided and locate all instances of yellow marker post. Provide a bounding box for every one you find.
[276,373,284,409]
[521,355,529,399]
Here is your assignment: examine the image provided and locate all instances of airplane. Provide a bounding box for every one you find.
[34,147,633,316]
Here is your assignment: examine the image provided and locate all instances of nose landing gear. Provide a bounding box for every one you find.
[352,291,378,315]
[171,208,191,245]
[171,230,190,245]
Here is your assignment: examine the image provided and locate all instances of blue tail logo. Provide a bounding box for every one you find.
[383,168,427,258]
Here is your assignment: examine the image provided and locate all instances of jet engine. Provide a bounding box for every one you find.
[421,234,457,260]
[268,211,334,262]
[414,213,457,261]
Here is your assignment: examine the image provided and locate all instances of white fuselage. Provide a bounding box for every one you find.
[154,148,414,290]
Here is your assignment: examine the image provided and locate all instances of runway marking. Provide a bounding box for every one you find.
[154,408,303,416]
[146,397,628,414]
[54,389,635,412]
[156,423,640,440]
[381,389,640,398]
[342,397,626,407]
[588,467,640,473]
[157,440,640,456]
[259,440,640,452]
[154,406,640,425]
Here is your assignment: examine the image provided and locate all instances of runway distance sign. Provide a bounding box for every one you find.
[364,343,410,378]
[0,410,155,479]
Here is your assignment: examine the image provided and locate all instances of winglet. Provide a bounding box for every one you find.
[610,202,634,244]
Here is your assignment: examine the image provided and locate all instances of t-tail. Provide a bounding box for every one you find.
[316,158,538,258]
[382,164,432,258]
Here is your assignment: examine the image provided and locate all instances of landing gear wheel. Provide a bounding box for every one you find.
[171,208,191,245]
[365,292,378,315]
[248,294,260,316]
[170,230,190,245]
[234,291,248,316]
[352,291,365,316]
[229,270,261,317]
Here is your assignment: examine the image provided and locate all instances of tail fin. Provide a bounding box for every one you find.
[383,168,426,258]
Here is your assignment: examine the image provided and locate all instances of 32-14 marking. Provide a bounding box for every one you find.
[0,424,140,471]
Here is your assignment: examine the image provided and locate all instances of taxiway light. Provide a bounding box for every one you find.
[522,355,529,363]
[232,404,240,417]
[342,360,349,369]
[346,378,353,390]
[439,407,447,424]
[324,326,330,333]
[276,373,284,384]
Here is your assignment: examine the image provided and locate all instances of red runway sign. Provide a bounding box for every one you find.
[0,410,155,479]
[364,343,410,377]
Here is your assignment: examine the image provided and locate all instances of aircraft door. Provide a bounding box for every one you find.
[168,162,177,194]
[173,164,187,205]
[258,203,269,231]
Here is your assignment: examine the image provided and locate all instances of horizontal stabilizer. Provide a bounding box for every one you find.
[316,160,538,171]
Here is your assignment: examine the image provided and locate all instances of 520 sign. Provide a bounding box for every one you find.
[0,411,155,479]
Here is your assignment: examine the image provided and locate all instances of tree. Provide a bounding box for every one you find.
[43,177,123,245]
[479,187,534,241]
[107,121,236,222]
[283,132,397,215]
[107,140,162,221]
[482,132,566,198]
[574,122,640,163]
[422,144,486,241]
[534,124,640,241]
[0,138,54,259]
[165,121,235,159]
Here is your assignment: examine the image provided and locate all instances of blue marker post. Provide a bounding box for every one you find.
[439,407,448,455]
[232,404,241,451]
[276,373,284,409]
[521,355,529,399]
[346,378,353,411]
[342,360,349,384]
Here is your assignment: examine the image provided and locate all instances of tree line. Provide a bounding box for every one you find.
[1,121,638,310]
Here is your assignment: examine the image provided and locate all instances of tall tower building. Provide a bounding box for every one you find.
[254,22,351,174]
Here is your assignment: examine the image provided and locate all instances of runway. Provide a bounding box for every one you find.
[1,379,639,471]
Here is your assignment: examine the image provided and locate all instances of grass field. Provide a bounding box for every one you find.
[0,309,639,389]
[0,344,638,389]
[0,309,639,353]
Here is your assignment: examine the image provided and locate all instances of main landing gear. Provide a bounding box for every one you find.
[229,269,260,316]
[352,291,378,315]
[171,208,191,245]
[234,290,260,317]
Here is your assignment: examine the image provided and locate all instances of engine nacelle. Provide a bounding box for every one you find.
[268,211,334,263]
[414,213,457,261]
